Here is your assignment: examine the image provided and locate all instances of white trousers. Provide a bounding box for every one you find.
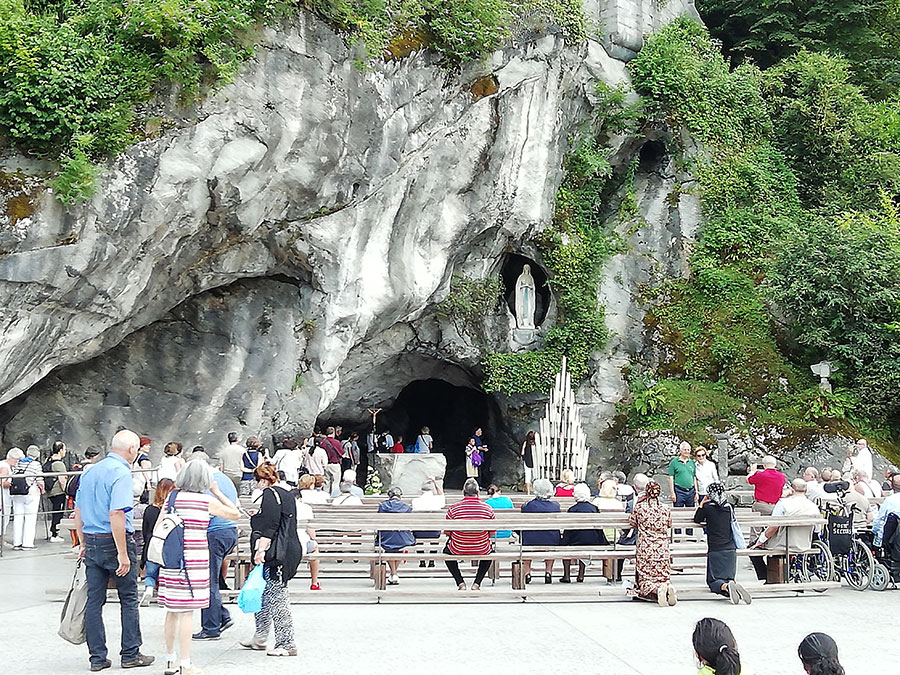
[0,488,10,538]
[12,490,39,547]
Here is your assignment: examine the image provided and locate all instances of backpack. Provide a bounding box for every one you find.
[9,460,31,495]
[146,491,192,595]
[43,460,58,493]
[66,468,82,500]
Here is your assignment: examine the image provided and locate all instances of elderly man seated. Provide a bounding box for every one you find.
[873,475,900,547]
[750,479,820,581]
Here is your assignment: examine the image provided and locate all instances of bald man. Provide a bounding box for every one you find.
[74,430,154,671]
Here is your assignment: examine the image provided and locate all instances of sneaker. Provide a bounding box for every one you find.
[164,663,178,675]
[121,654,155,669]
[309,583,321,591]
[734,582,752,605]
[666,583,678,606]
[387,574,399,585]
[139,587,153,607]
[12,545,23,551]
[90,660,112,672]
[50,536,65,543]
[240,637,266,651]
[21,545,36,549]
[266,648,297,657]
[220,618,234,633]
[191,631,221,641]
[727,581,740,605]
[471,583,481,591]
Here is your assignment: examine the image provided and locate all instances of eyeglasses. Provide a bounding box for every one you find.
[696,453,706,458]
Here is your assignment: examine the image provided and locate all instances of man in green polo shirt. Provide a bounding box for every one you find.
[668,441,698,507]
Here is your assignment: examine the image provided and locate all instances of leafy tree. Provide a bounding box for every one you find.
[697,0,900,99]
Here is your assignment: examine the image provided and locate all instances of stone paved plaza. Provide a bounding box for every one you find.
[2,546,897,674]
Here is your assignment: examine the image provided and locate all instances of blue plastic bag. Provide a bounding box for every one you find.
[237,564,265,614]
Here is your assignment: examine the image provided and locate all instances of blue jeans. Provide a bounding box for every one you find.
[673,486,696,535]
[143,561,160,588]
[84,533,142,666]
[201,528,238,636]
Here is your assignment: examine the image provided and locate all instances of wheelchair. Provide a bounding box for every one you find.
[816,482,876,590]
[860,512,900,591]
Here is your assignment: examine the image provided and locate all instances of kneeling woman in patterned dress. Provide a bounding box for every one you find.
[158,460,240,675]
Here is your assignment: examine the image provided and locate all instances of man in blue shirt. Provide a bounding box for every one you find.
[873,475,900,546]
[189,452,240,640]
[74,430,154,672]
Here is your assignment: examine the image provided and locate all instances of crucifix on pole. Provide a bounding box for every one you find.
[366,408,382,451]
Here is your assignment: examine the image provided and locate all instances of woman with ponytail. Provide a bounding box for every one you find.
[798,633,845,675]
[692,618,746,675]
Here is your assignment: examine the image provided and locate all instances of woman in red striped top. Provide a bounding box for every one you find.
[444,478,495,590]
[158,459,239,675]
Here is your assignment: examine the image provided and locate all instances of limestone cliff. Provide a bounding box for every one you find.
[0,2,712,482]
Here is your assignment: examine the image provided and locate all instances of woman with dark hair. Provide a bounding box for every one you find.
[693,482,751,604]
[140,478,176,606]
[798,633,845,675]
[241,462,302,657]
[521,431,536,495]
[692,617,743,675]
[629,480,676,605]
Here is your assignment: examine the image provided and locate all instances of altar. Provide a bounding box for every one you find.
[372,453,447,495]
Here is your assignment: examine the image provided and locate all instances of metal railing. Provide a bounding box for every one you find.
[0,466,157,557]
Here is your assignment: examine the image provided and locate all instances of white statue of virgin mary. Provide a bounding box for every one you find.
[515,264,537,329]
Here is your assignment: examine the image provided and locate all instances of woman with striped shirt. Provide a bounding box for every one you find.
[158,461,239,675]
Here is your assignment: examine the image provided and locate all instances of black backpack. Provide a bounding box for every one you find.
[43,460,57,493]
[9,461,30,495]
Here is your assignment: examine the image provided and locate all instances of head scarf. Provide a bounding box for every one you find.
[707,482,727,505]
[645,480,661,501]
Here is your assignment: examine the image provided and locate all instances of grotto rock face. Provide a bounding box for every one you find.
[0,3,710,482]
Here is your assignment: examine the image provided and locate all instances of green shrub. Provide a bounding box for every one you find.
[437,275,503,347]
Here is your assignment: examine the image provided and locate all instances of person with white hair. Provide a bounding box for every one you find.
[521,478,561,583]
[0,448,17,539]
[332,481,363,506]
[846,439,874,483]
[853,468,883,500]
[158,459,240,673]
[330,469,364,498]
[750,478,820,581]
[444,478,495,590]
[6,446,44,550]
[747,455,786,522]
[561,483,604,583]
[185,452,242,641]
[803,467,827,502]
[74,430,155,671]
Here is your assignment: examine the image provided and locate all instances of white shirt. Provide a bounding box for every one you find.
[695,460,719,494]
[304,447,328,476]
[806,480,827,502]
[272,449,302,484]
[411,492,446,511]
[300,489,329,505]
[768,494,821,553]
[852,446,874,481]
[219,442,245,479]
[331,494,363,506]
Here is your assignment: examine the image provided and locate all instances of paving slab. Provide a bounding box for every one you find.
[1,546,897,675]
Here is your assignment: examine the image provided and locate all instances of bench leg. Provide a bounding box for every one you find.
[511,561,523,590]
[374,562,387,591]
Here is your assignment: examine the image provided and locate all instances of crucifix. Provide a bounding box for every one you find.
[366,408,382,453]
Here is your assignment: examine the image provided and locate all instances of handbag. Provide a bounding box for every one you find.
[471,449,483,467]
[58,559,88,644]
[730,506,747,549]
[237,564,266,614]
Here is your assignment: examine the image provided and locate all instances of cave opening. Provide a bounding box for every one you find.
[638,139,667,173]
[381,379,516,488]
[500,253,550,326]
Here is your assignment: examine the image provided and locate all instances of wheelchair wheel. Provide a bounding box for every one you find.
[801,540,835,586]
[845,539,874,590]
[871,563,890,591]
